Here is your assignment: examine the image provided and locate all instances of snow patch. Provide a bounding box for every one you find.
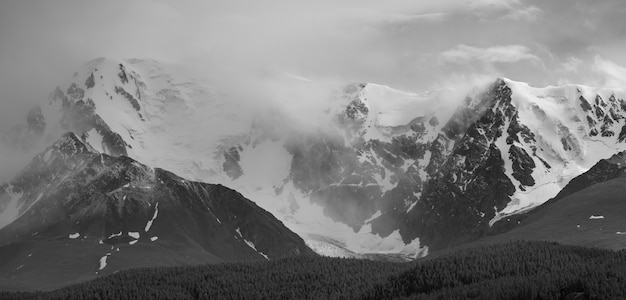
[98,253,111,271]
[305,240,362,258]
[69,233,80,239]
[144,202,159,232]
[85,129,105,153]
[128,232,140,239]
[364,211,382,223]
[107,232,122,239]
[242,238,269,260]
[228,180,428,257]
[150,236,159,242]
[589,215,605,220]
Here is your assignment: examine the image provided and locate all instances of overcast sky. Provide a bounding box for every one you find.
[0,0,625,103]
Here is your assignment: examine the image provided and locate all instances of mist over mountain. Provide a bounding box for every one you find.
[2,0,626,297]
[4,57,626,256]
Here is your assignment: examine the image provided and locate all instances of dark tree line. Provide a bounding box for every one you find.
[364,241,626,299]
[3,241,626,299]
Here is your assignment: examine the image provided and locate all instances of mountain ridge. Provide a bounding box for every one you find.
[4,57,626,255]
[0,131,314,291]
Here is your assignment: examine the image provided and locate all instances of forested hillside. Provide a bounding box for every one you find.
[3,241,626,299]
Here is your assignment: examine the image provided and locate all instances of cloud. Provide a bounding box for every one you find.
[592,56,626,88]
[382,12,448,24]
[560,56,583,73]
[440,44,541,65]
[0,0,624,107]
[469,0,522,10]
[501,6,542,21]
[468,0,542,21]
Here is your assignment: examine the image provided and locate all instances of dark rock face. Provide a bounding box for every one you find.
[118,63,129,84]
[85,72,95,89]
[619,125,626,142]
[380,81,524,249]
[0,133,314,261]
[509,145,535,188]
[586,93,624,138]
[222,146,244,179]
[114,86,141,112]
[579,96,592,112]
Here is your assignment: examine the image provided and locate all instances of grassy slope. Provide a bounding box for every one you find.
[0,237,223,292]
[469,177,626,250]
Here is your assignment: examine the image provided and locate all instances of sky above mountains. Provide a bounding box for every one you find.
[0,0,625,202]
[0,0,625,107]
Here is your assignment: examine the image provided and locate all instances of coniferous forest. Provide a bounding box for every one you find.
[3,241,626,299]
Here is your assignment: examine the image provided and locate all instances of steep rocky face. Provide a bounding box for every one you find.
[0,133,314,279]
[377,82,528,248]
[375,80,626,249]
[224,78,626,252]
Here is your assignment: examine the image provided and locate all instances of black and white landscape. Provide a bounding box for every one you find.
[1,0,626,299]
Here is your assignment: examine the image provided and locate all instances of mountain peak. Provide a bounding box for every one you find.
[38,132,97,163]
[55,131,93,152]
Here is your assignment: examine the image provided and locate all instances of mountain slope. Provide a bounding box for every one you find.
[0,133,314,291]
[475,151,626,250]
[8,57,626,254]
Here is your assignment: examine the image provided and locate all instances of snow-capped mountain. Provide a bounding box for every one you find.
[223,78,626,251]
[3,58,252,178]
[5,57,626,256]
[0,132,314,291]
